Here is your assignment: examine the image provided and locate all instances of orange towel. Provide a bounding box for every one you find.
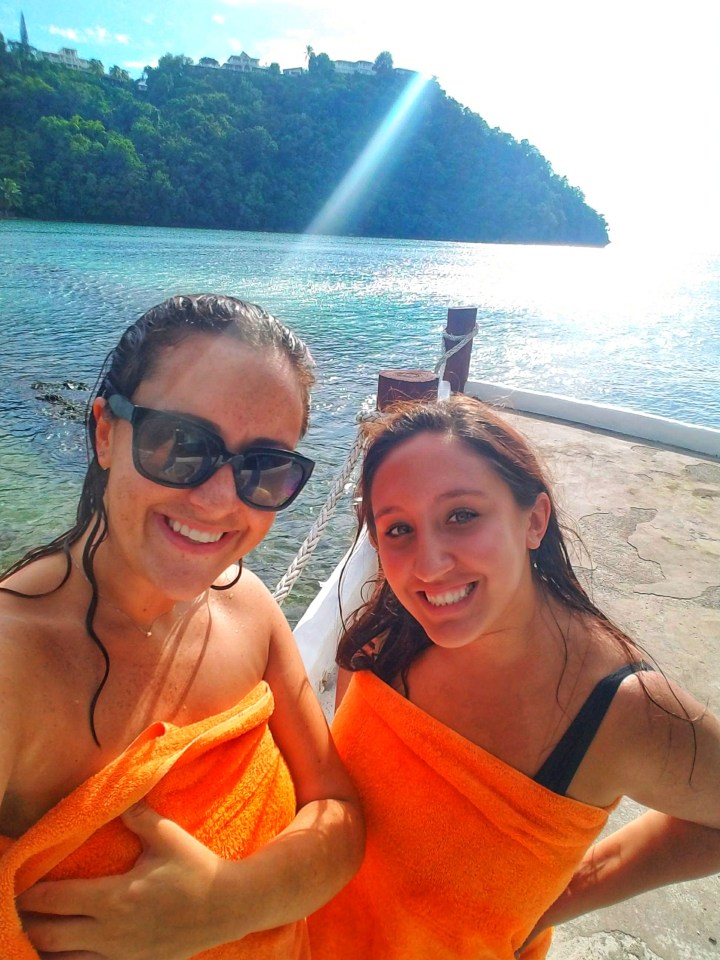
[0,681,309,959]
[308,671,613,960]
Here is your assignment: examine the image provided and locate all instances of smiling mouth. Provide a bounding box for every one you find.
[167,518,224,544]
[424,583,475,607]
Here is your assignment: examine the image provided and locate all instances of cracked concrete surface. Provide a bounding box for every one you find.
[504,411,720,960]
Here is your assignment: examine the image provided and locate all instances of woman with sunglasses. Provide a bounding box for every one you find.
[308,394,720,960]
[0,294,364,958]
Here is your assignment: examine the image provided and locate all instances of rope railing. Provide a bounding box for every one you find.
[273,322,477,605]
[272,399,382,604]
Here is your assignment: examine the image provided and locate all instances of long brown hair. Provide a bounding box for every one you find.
[337,395,634,687]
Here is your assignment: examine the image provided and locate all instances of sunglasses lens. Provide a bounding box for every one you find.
[135,414,213,486]
[126,403,312,508]
[236,452,309,509]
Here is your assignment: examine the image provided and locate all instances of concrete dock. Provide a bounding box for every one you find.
[506,411,720,960]
[313,409,720,960]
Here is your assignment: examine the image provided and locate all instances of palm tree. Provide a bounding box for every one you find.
[109,64,130,82]
[0,178,22,216]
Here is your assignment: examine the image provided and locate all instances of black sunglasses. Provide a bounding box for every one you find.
[107,394,315,511]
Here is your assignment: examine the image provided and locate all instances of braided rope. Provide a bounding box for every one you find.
[272,400,382,605]
[433,324,479,380]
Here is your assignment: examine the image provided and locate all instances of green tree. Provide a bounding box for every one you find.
[0,177,22,214]
[109,65,130,83]
[309,52,334,77]
[373,51,394,74]
[158,53,194,71]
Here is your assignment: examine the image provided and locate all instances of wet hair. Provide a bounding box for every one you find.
[1,294,315,744]
[337,394,636,688]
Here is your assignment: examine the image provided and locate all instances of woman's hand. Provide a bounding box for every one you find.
[18,802,229,960]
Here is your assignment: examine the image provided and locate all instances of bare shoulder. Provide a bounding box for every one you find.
[214,564,288,639]
[610,666,713,735]
[1,550,70,596]
[599,667,720,825]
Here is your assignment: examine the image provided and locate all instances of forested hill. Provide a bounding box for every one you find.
[0,43,609,246]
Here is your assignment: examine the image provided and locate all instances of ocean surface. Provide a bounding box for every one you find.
[1,219,719,622]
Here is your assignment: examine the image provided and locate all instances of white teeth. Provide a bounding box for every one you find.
[425,584,473,607]
[168,519,223,543]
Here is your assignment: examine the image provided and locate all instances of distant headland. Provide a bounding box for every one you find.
[0,23,609,246]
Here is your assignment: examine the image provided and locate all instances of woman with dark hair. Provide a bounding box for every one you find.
[0,294,363,959]
[308,393,720,960]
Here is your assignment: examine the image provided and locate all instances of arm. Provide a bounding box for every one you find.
[19,581,364,959]
[538,810,720,931]
[530,674,720,938]
[249,583,366,927]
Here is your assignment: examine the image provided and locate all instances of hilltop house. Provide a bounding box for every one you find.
[41,47,96,71]
[222,52,263,73]
[7,40,100,72]
[332,59,375,76]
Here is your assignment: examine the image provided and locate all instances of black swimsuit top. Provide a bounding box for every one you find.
[533,661,654,796]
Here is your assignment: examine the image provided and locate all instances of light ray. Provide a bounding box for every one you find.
[304,71,431,238]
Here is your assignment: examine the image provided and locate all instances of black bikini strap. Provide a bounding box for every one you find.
[534,661,654,796]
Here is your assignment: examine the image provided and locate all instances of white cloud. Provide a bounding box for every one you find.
[73,26,130,46]
[48,26,81,41]
[213,14,225,24]
[85,26,109,44]
[228,37,243,52]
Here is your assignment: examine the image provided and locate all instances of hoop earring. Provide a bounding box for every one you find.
[212,558,242,591]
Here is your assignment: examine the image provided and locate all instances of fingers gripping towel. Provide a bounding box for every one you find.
[308,671,612,960]
[0,681,309,959]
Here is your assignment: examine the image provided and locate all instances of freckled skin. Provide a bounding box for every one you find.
[93,334,305,619]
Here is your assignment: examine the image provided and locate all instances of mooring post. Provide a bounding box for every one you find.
[442,306,478,394]
[376,369,439,411]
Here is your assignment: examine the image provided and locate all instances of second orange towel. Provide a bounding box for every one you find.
[309,671,612,960]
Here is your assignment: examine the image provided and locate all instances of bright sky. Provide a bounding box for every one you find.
[2,0,719,248]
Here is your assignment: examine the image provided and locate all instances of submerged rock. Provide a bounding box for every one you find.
[31,380,89,422]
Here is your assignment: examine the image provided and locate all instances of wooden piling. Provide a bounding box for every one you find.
[376,369,439,411]
[441,306,477,393]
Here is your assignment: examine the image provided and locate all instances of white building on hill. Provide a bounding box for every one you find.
[333,60,375,75]
[222,52,263,73]
[40,47,96,71]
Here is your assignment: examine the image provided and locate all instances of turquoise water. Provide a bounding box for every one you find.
[2,220,719,621]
